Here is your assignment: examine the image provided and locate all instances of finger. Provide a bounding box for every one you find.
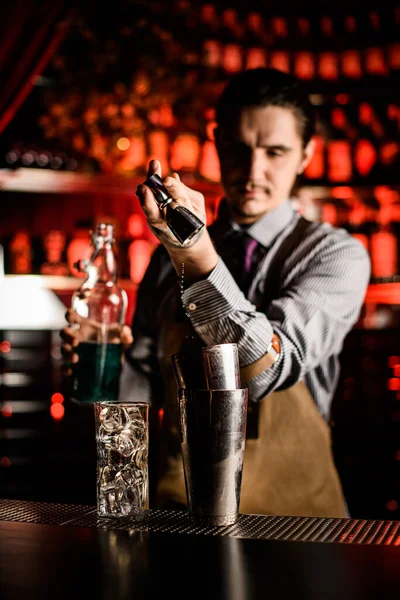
[136,183,167,226]
[60,364,73,377]
[164,175,205,222]
[65,309,83,325]
[163,176,191,206]
[121,325,133,347]
[61,344,79,363]
[147,159,162,179]
[60,327,80,345]
[60,343,73,359]
[185,187,205,212]
[175,179,205,216]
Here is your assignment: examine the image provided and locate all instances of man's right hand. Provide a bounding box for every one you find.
[60,309,134,377]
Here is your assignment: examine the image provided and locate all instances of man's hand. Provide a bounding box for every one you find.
[60,309,134,377]
[136,159,207,249]
[136,160,219,282]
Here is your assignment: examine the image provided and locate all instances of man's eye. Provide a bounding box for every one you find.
[267,149,284,158]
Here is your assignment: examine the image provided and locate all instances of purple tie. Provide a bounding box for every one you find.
[240,235,259,295]
[244,237,259,275]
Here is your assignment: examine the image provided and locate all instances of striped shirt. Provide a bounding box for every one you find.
[120,198,370,420]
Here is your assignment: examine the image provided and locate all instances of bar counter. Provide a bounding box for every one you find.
[1,499,399,599]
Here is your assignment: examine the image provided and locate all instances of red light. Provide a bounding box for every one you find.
[294,51,315,80]
[0,341,11,353]
[335,94,349,105]
[158,407,164,428]
[127,214,145,239]
[388,378,400,391]
[327,140,352,182]
[375,185,398,206]
[388,356,400,368]
[394,366,400,377]
[0,457,11,468]
[365,48,387,76]
[246,48,267,70]
[385,499,399,512]
[170,134,201,171]
[199,140,220,182]
[304,135,324,179]
[370,230,397,279]
[331,108,346,129]
[222,44,243,74]
[128,239,153,285]
[321,203,337,225]
[318,52,339,81]
[354,139,377,177]
[359,103,374,125]
[380,140,400,167]
[270,51,290,74]
[51,392,64,404]
[1,405,12,418]
[341,50,362,79]
[50,403,65,420]
[331,186,353,199]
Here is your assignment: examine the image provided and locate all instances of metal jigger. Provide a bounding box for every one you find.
[172,342,248,526]
[201,343,241,390]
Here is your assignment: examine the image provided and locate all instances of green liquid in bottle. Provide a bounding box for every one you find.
[72,341,123,404]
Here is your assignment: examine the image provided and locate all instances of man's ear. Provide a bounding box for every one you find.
[297,137,316,174]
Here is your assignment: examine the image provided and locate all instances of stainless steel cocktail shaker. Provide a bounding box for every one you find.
[172,342,248,526]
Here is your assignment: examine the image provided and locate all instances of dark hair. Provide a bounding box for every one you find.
[215,68,315,147]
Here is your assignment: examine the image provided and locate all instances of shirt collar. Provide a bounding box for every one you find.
[211,198,295,248]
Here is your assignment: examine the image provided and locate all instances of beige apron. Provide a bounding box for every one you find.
[154,319,347,518]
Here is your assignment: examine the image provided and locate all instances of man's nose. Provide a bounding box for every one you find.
[248,148,268,180]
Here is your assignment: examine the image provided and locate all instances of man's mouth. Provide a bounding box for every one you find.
[236,184,270,198]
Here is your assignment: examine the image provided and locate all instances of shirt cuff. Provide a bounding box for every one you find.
[181,257,255,327]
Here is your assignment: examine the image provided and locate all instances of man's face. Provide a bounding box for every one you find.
[216,105,314,224]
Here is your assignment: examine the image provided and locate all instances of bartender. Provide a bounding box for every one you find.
[62,67,370,517]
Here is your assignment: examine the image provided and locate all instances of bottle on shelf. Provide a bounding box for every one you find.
[370,207,398,281]
[40,230,69,276]
[293,16,316,81]
[387,42,400,74]
[9,230,32,274]
[267,14,290,74]
[199,3,220,37]
[353,102,382,184]
[362,11,388,80]
[245,11,267,45]
[126,213,156,285]
[220,7,244,75]
[347,201,369,254]
[342,14,357,46]
[325,105,353,184]
[316,15,340,83]
[270,15,289,43]
[304,134,325,181]
[198,107,221,183]
[244,11,268,70]
[70,223,128,404]
[340,16,363,81]
[364,47,388,79]
[199,3,223,81]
